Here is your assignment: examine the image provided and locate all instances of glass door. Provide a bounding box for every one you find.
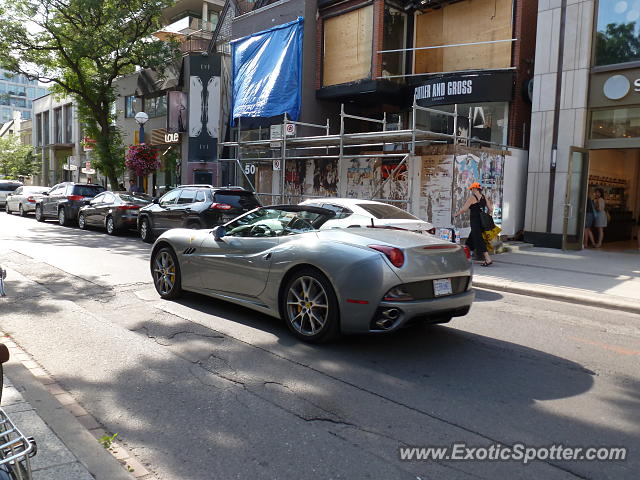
[563,148,590,250]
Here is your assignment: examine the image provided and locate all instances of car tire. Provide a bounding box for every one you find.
[151,247,182,300]
[187,221,201,230]
[139,217,153,243]
[106,216,118,235]
[281,268,340,343]
[35,205,45,222]
[19,204,27,217]
[4,203,10,214]
[78,213,87,230]
[58,208,69,226]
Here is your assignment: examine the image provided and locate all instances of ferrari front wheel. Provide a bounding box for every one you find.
[152,247,182,299]
[282,268,339,343]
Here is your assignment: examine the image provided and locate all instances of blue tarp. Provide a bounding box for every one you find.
[231,17,304,124]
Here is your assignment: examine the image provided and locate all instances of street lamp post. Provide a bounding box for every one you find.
[134,111,149,144]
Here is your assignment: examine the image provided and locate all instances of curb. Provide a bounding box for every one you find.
[473,280,640,315]
[2,336,155,480]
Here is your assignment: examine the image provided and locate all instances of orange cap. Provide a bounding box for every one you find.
[468,182,482,190]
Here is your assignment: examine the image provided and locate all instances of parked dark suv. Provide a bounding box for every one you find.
[35,182,106,226]
[137,186,261,242]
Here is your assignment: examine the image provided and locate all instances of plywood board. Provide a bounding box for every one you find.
[323,6,374,87]
[415,0,512,74]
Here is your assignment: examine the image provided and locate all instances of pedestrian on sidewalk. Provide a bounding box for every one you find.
[584,195,596,248]
[593,188,607,248]
[129,179,143,194]
[454,182,493,266]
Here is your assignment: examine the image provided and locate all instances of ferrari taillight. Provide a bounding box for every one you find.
[117,205,139,210]
[67,195,84,201]
[27,196,36,203]
[463,245,472,260]
[368,245,405,268]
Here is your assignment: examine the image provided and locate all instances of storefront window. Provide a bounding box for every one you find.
[417,102,509,147]
[590,107,640,138]
[381,5,407,80]
[595,0,640,66]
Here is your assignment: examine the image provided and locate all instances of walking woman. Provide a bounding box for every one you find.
[454,182,493,266]
[593,187,607,248]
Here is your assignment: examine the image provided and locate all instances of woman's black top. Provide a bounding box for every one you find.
[469,194,487,223]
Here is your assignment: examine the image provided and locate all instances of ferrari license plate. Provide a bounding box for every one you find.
[433,278,453,297]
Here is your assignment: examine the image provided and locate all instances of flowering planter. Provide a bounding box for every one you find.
[125,144,161,177]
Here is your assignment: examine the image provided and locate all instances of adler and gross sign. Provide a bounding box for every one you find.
[413,71,514,107]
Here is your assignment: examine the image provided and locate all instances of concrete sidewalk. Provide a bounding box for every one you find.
[1,347,138,480]
[473,246,640,314]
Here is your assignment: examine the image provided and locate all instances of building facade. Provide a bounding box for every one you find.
[223,0,537,235]
[0,69,48,124]
[32,95,86,186]
[526,0,640,249]
[113,0,225,194]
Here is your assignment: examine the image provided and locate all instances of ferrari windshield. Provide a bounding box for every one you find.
[225,207,334,237]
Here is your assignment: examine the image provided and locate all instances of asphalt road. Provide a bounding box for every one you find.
[0,212,638,480]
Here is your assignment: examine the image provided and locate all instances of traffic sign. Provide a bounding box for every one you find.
[285,123,296,136]
[273,159,281,171]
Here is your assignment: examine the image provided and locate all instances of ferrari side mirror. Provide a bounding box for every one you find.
[212,225,226,241]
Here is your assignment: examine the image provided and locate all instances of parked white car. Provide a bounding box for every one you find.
[0,180,23,208]
[299,198,435,234]
[4,185,49,216]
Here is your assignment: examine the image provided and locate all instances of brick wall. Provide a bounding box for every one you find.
[509,0,539,148]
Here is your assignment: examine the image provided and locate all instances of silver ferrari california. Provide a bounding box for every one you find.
[149,205,474,343]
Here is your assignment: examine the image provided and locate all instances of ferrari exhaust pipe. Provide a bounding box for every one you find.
[375,308,400,329]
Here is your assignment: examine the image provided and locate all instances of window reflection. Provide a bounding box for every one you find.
[595,0,640,65]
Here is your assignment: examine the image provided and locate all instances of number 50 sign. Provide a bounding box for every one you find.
[244,163,256,175]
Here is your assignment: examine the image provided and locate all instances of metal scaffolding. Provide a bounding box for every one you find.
[219,99,508,208]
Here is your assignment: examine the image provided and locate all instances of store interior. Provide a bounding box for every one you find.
[587,149,640,250]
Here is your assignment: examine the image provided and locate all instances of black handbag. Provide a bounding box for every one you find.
[480,210,496,231]
[478,195,495,231]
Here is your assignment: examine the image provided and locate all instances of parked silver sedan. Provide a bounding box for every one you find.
[4,186,49,216]
[149,205,474,343]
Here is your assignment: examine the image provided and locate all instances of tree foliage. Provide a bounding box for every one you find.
[0,0,180,188]
[0,135,39,179]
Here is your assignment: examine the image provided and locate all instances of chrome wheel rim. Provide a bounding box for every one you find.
[107,218,114,233]
[140,220,148,239]
[35,207,41,220]
[58,209,65,224]
[153,251,176,295]
[19,205,23,215]
[286,276,329,336]
[79,215,85,228]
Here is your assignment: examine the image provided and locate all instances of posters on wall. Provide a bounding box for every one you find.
[380,159,409,201]
[451,151,505,232]
[420,155,454,226]
[167,91,187,133]
[345,157,378,199]
[284,158,339,201]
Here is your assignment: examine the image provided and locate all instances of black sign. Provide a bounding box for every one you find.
[185,54,222,163]
[414,71,514,107]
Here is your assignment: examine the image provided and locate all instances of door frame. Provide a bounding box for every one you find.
[562,147,590,250]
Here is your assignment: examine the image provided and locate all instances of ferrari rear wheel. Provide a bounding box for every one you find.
[152,247,182,299]
[282,269,339,343]
[78,213,87,230]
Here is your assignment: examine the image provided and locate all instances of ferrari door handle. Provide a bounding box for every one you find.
[264,253,272,260]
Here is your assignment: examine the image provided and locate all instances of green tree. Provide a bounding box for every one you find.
[0,135,37,179]
[0,0,180,189]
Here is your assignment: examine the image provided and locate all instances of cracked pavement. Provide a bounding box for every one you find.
[1,213,639,479]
